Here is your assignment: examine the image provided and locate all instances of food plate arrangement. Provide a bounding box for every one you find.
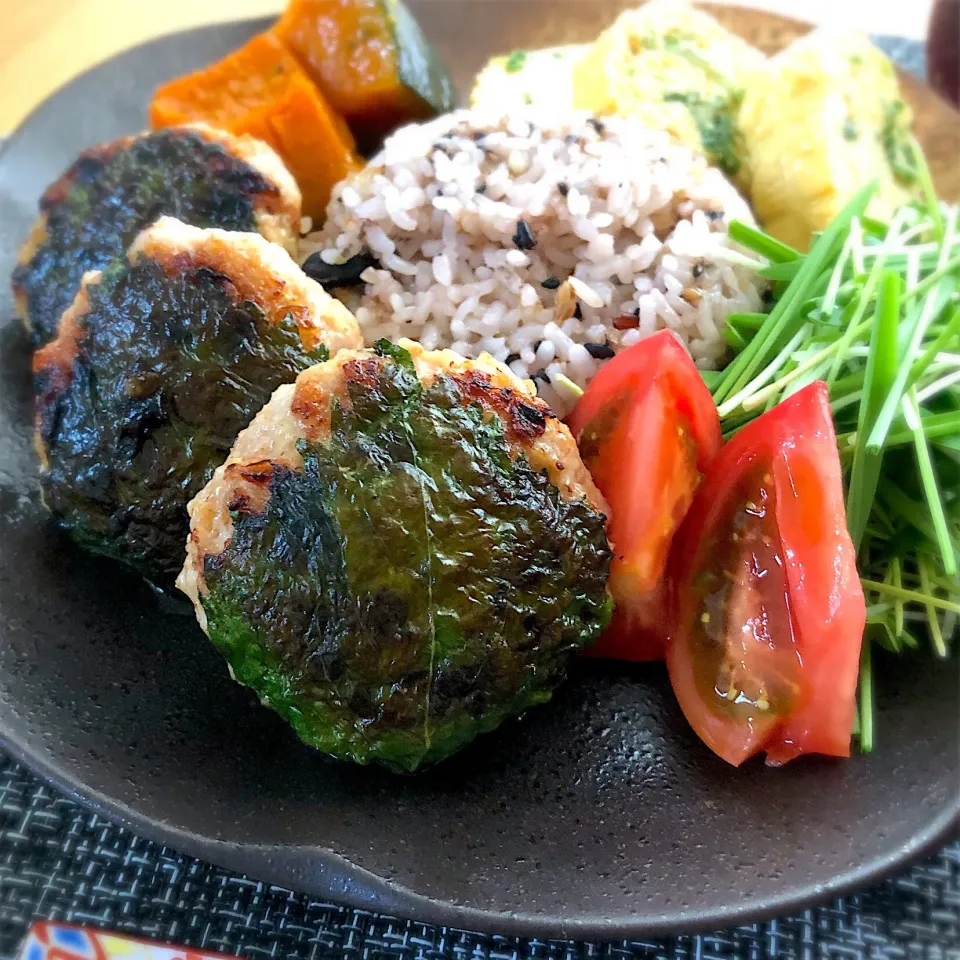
[0,0,957,938]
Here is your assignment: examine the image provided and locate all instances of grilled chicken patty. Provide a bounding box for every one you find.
[179,339,612,772]
[34,217,360,585]
[13,123,301,346]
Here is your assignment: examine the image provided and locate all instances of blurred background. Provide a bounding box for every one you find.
[0,0,954,135]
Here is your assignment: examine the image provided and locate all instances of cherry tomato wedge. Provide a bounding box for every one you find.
[665,381,865,766]
[566,330,721,660]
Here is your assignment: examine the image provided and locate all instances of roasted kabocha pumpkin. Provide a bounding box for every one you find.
[273,0,456,151]
[150,32,361,220]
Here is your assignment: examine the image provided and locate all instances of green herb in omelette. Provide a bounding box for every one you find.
[505,49,528,73]
[881,99,918,186]
[664,89,744,176]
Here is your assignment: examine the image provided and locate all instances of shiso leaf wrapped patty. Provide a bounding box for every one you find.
[179,339,613,772]
[33,217,361,585]
[13,123,302,346]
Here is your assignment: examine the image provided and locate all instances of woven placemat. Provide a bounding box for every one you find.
[1,755,958,959]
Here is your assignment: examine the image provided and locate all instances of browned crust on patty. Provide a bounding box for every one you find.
[445,368,549,445]
[31,271,100,468]
[12,217,49,331]
[180,123,302,254]
[39,137,136,211]
[129,217,361,356]
[224,459,278,516]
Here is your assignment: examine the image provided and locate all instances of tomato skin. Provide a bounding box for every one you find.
[665,381,865,766]
[765,406,864,763]
[567,331,720,476]
[566,331,721,661]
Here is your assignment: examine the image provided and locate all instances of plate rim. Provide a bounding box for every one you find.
[4,717,957,939]
[1,13,958,940]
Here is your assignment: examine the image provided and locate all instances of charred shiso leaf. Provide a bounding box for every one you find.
[201,345,613,772]
[13,129,281,345]
[36,258,327,585]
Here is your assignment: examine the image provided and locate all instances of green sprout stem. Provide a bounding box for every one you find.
[714,181,959,751]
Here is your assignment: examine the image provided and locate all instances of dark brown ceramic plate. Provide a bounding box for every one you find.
[0,5,957,940]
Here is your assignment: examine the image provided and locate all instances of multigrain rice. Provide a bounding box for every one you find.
[303,110,765,413]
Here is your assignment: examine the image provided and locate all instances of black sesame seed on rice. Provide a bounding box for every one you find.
[587,118,605,135]
[692,263,704,278]
[475,183,487,195]
[512,219,536,250]
[706,209,724,221]
[557,181,570,197]
[584,342,616,360]
[302,249,379,289]
[541,276,561,290]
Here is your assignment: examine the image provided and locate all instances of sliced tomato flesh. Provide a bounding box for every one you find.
[672,461,800,763]
[666,382,865,766]
[567,331,720,661]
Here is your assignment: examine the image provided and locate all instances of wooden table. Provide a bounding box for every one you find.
[0,0,934,135]
[0,0,280,134]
